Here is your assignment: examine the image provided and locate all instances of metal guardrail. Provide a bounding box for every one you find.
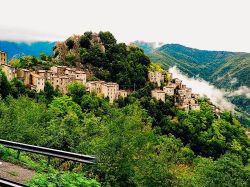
[0,139,96,164]
[0,177,28,187]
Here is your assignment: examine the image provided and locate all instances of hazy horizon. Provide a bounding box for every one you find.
[1,0,250,52]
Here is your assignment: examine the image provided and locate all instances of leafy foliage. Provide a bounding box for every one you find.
[0,32,249,186]
[9,54,53,70]
[135,42,250,126]
[57,32,151,89]
[26,171,100,187]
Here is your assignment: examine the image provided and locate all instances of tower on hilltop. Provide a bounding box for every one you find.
[0,51,7,64]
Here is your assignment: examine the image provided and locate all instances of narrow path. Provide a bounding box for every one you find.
[0,160,35,183]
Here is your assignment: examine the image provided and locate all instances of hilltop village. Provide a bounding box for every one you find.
[0,37,249,186]
[148,70,200,112]
[1,50,203,111]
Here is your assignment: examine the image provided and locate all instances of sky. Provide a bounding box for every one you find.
[1,0,250,52]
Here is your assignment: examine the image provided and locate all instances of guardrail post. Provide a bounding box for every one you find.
[47,156,51,168]
[17,150,21,160]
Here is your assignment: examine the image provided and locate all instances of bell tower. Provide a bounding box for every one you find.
[0,51,7,64]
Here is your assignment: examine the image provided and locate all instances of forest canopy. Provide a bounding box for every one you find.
[0,31,250,186]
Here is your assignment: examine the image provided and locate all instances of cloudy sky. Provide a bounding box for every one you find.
[1,0,250,52]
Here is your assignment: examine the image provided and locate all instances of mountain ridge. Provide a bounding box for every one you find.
[135,41,250,126]
[0,41,56,61]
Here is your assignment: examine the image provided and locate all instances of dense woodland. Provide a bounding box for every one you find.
[135,41,250,126]
[0,32,250,186]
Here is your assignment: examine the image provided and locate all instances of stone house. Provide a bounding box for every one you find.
[118,90,128,98]
[30,73,45,92]
[101,82,119,103]
[177,89,186,96]
[191,93,200,99]
[86,81,105,94]
[166,72,173,79]
[190,104,200,110]
[75,71,86,84]
[173,78,182,88]
[47,66,87,94]
[189,98,197,105]
[86,81,127,103]
[163,84,175,96]
[179,103,190,112]
[186,88,192,98]
[151,89,166,102]
[16,69,31,86]
[148,71,164,87]
[1,64,16,81]
[0,51,7,64]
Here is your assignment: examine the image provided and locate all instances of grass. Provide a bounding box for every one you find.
[8,171,18,176]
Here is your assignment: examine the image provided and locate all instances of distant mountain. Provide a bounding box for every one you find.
[136,42,250,89]
[0,41,56,61]
[135,42,250,125]
[133,41,163,54]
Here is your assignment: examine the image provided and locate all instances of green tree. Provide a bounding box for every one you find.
[80,35,91,49]
[40,53,47,61]
[44,81,59,104]
[0,69,11,99]
[67,82,86,104]
[10,78,26,98]
[76,103,192,186]
[66,39,75,49]
[84,31,93,39]
[0,96,48,145]
[194,153,250,187]
[99,31,117,49]
[88,45,106,67]
[79,48,90,63]
[48,96,82,118]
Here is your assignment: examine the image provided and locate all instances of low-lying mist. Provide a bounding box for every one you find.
[169,66,236,111]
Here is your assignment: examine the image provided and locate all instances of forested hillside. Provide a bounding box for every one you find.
[0,33,250,186]
[135,41,250,126]
[0,41,55,60]
[136,42,250,89]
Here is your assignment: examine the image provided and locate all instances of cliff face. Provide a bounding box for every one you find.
[53,33,105,64]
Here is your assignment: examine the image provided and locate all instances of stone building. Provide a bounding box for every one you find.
[118,90,128,98]
[186,88,192,98]
[46,66,87,94]
[179,103,190,112]
[16,69,31,86]
[101,82,119,103]
[75,71,86,84]
[177,89,186,96]
[86,81,121,103]
[190,104,200,110]
[0,51,7,64]
[1,64,16,81]
[148,71,164,87]
[166,72,173,79]
[163,84,175,96]
[86,81,105,94]
[151,89,165,102]
[173,78,182,88]
[30,73,45,92]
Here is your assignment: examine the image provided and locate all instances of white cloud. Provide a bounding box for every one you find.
[0,27,64,42]
[0,0,250,52]
[169,66,235,111]
[228,86,250,99]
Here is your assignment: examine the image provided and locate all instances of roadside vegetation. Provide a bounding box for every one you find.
[0,32,249,186]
